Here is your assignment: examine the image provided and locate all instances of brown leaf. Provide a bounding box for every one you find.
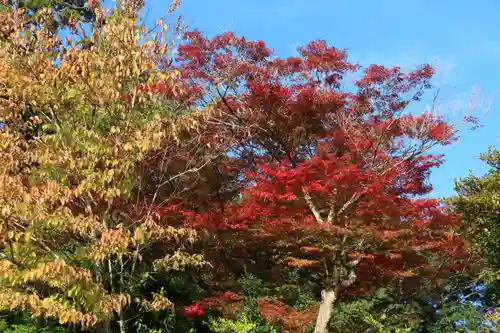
[168,0,181,13]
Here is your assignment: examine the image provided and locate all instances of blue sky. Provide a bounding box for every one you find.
[142,0,500,198]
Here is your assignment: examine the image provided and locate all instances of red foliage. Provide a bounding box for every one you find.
[192,292,245,317]
[87,0,97,8]
[258,299,317,333]
[182,303,206,318]
[133,29,473,329]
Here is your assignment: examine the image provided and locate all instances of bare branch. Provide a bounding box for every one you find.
[302,187,323,223]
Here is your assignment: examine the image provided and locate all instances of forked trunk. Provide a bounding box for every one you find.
[313,289,338,333]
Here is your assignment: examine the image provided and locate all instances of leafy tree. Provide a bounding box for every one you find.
[162,30,474,333]
[447,146,500,329]
[0,0,483,332]
[0,0,97,39]
[449,146,500,271]
[0,2,210,332]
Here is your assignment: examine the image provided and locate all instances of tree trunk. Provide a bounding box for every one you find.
[313,289,338,333]
[118,314,126,333]
[103,321,112,333]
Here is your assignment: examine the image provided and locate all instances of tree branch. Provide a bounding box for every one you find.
[302,187,323,223]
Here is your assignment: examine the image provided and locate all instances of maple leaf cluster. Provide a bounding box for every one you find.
[156,28,467,270]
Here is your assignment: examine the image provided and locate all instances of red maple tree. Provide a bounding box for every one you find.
[142,31,472,332]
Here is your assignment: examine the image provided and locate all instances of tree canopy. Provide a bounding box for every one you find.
[0,0,495,332]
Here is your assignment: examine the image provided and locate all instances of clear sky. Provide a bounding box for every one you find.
[142,0,500,198]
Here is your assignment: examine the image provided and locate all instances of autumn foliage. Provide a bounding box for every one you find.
[0,1,477,332]
[164,29,470,332]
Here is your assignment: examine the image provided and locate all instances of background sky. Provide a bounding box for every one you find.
[141,0,500,198]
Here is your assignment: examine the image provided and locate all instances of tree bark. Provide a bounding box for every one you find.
[313,289,338,333]
[313,258,360,333]
[118,313,126,333]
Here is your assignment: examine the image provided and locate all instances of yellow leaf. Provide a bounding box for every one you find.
[123,143,133,151]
